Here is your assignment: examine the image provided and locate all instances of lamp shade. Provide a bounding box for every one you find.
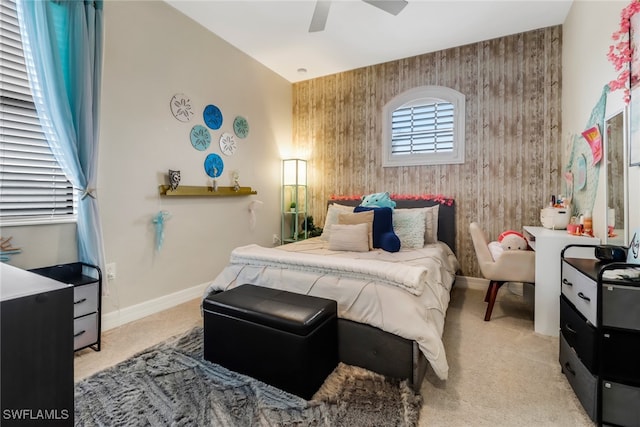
[283,159,306,186]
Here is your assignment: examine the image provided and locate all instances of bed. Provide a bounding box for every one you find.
[203,198,458,391]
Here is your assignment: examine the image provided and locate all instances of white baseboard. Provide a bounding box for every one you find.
[100,277,513,331]
[454,276,488,291]
[101,282,209,331]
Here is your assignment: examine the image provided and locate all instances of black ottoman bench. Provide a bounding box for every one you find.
[203,284,338,400]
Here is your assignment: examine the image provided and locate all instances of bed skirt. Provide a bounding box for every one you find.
[338,319,428,392]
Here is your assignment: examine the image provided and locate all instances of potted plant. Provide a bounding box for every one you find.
[289,201,296,212]
[302,216,322,238]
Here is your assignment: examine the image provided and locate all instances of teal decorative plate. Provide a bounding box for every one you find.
[204,153,224,178]
[203,104,223,130]
[233,116,249,139]
[190,125,211,151]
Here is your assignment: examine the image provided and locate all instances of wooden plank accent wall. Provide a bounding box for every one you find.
[292,26,562,277]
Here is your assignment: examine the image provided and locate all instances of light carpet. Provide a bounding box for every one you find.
[74,326,422,426]
[419,284,594,426]
[75,286,596,426]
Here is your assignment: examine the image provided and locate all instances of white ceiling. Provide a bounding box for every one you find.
[165,0,573,83]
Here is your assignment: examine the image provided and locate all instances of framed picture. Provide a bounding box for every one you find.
[564,171,574,205]
[630,12,640,165]
[627,228,640,264]
[631,87,640,165]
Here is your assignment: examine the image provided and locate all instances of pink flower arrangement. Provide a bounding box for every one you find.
[608,0,640,103]
[330,193,455,206]
[329,195,362,201]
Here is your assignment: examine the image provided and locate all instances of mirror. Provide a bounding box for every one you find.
[603,109,628,245]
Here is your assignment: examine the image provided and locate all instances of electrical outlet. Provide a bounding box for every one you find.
[106,262,116,280]
[272,234,280,245]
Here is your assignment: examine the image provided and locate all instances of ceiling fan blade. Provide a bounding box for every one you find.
[362,0,408,16]
[309,0,331,33]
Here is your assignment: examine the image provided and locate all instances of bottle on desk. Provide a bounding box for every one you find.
[582,210,593,236]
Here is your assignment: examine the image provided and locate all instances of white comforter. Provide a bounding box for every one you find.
[204,237,459,380]
[228,244,430,296]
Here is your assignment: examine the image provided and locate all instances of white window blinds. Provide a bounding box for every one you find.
[382,85,465,167]
[391,102,454,155]
[0,0,75,223]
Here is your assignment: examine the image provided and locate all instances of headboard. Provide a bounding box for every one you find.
[327,199,456,254]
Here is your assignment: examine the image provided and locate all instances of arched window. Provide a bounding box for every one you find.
[382,86,465,167]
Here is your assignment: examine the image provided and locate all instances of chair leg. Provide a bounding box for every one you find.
[484,281,505,321]
[484,283,492,302]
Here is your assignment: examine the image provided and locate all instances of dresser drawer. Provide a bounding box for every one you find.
[559,334,597,421]
[602,283,640,331]
[560,296,597,373]
[602,380,640,427]
[601,328,640,385]
[73,282,99,318]
[74,313,98,351]
[561,262,597,326]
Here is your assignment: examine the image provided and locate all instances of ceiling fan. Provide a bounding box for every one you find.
[309,0,408,33]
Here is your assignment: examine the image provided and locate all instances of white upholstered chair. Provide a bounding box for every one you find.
[469,222,536,321]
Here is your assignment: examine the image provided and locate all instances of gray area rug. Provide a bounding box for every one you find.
[75,327,422,426]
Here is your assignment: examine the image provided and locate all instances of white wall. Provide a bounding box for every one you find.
[563,0,637,243]
[96,0,292,317]
[0,223,77,269]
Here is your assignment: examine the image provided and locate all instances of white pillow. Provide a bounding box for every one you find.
[320,203,354,241]
[395,205,439,243]
[425,205,439,243]
[328,223,370,252]
[338,211,374,249]
[488,241,504,261]
[393,209,426,249]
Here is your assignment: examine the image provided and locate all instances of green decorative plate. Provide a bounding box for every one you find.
[233,116,249,139]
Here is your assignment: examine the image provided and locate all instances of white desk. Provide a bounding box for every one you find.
[523,226,599,336]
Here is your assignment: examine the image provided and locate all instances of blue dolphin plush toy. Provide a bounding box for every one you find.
[360,192,396,209]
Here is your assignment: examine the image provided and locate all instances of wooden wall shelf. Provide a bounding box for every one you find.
[158,185,257,197]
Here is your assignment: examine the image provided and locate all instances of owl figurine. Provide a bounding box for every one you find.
[168,169,181,191]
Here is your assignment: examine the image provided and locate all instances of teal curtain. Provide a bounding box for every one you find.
[17,0,106,276]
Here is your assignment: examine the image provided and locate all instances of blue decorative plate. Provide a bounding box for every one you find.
[190,125,211,151]
[203,104,223,130]
[204,153,224,178]
[233,116,249,139]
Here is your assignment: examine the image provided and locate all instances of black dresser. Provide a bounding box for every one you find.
[560,245,640,426]
[0,263,74,426]
[29,262,102,351]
